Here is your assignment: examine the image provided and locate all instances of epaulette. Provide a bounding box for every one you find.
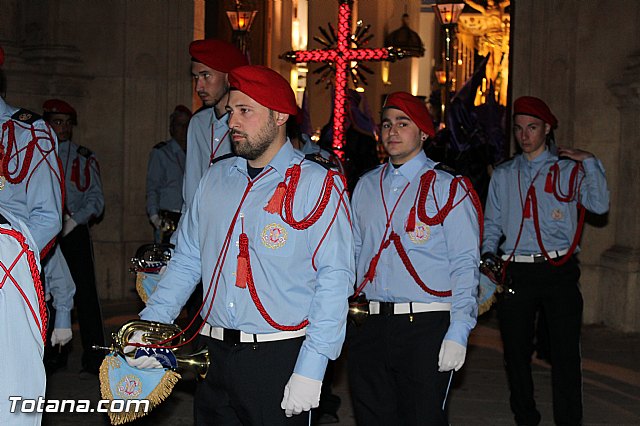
[304,153,338,170]
[153,141,167,150]
[11,108,41,125]
[435,162,458,176]
[210,152,236,166]
[77,145,93,158]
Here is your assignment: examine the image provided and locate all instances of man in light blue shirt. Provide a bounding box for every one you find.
[146,105,191,242]
[348,92,481,425]
[482,96,609,425]
[183,39,248,210]
[134,65,354,425]
[43,98,106,374]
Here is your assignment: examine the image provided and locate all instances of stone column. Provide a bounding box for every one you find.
[600,51,640,332]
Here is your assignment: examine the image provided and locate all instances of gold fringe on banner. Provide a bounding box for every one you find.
[135,272,149,303]
[478,292,496,316]
[99,355,181,425]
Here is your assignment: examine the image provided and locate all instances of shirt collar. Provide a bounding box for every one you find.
[229,140,297,179]
[384,150,431,181]
[518,148,552,168]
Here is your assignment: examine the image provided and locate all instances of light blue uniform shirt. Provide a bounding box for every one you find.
[0,206,47,425]
[182,107,233,210]
[351,151,480,347]
[43,246,76,328]
[59,139,105,225]
[0,98,62,252]
[146,138,185,216]
[142,142,355,380]
[483,150,610,256]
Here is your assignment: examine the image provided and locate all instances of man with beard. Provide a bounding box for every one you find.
[129,65,354,425]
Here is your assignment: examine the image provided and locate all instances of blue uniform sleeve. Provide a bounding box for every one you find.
[441,177,480,347]
[140,182,204,324]
[482,169,503,255]
[293,171,355,380]
[71,153,104,225]
[44,247,76,329]
[146,149,163,217]
[578,157,609,215]
[28,125,63,252]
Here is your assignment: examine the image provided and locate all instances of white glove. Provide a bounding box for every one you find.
[123,330,162,369]
[62,216,78,237]
[150,214,162,229]
[280,373,322,417]
[51,328,73,346]
[438,339,467,372]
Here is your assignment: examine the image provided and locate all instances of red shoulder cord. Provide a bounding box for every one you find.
[0,227,48,344]
[502,161,585,274]
[1,120,64,259]
[70,155,99,192]
[352,167,483,299]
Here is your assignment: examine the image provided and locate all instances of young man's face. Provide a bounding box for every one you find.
[226,90,280,163]
[380,107,425,165]
[191,61,228,107]
[48,113,74,142]
[513,114,550,160]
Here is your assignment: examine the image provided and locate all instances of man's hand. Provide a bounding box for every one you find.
[51,328,72,346]
[62,215,78,237]
[438,340,467,372]
[557,147,595,162]
[280,373,322,417]
[123,330,162,369]
[150,214,162,229]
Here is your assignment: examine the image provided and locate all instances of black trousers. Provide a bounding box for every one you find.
[498,257,583,426]
[347,311,452,426]
[60,224,105,372]
[194,335,309,426]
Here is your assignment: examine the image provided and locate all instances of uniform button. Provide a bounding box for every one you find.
[229,302,234,308]
[393,187,398,192]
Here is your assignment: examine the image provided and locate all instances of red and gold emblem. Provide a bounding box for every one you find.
[261,223,288,249]
[408,221,430,244]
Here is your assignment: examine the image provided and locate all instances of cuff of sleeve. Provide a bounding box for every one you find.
[293,345,329,381]
[70,212,90,226]
[444,322,471,348]
[54,309,72,329]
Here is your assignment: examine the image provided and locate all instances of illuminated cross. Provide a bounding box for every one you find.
[281,0,403,158]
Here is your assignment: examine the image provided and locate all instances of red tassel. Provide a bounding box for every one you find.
[523,197,531,219]
[544,171,553,193]
[264,182,286,214]
[235,255,247,288]
[405,206,417,232]
[236,233,249,288]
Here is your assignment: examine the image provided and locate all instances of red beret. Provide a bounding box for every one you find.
[0,46,4,67]
[513,96,558,129]
[228,65,298,115]
[189,39,248,73]
[383,92,435,138]
[173,104,192,118]
[42,99,77,124]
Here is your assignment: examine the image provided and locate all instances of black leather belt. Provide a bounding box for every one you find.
[222,328,246,344]
[378,301,396,316]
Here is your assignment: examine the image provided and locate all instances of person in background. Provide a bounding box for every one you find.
[43,98,106,375]
[482,96,609,425]
[146,105,191,243]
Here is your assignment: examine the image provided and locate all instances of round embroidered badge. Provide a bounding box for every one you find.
[116,374,143,399]
[408,221,431,244]
[551,208,563,220]
[261,223,288,249]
